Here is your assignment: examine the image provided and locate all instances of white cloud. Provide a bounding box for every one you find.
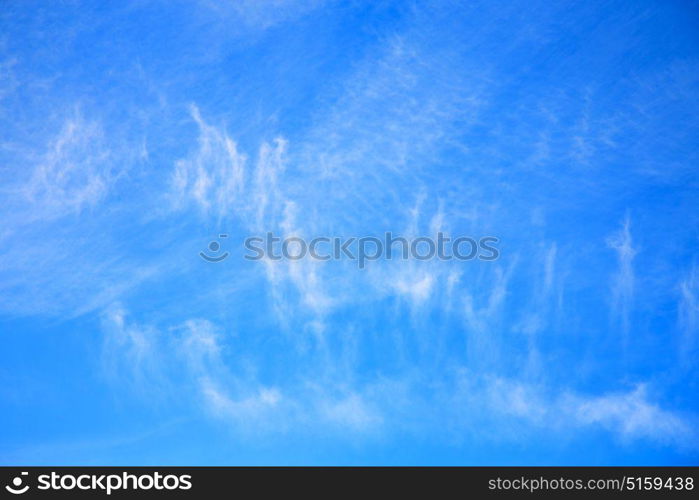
[100,305,169,400]
[566,385,695,446]
[463,264,513,335]
[456,374,697,448]
[171,105,247,218]
[97,308,394,436]
[101,311,288,428]
[202,0,328,31]
[199,377,282,423]
[607,214,636,338]
[320,393,382,431]
[252,138,287,231]
[678,264,698,362]
[22,112,113,218]
[0,106,153,318]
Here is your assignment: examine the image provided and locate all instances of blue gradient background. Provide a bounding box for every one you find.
[1,0,698,464]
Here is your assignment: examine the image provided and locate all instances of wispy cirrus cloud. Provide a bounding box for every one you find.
[568,385,695,447]
[607,214,636,340]
[678,264,699,364]
[1,110,119,225]
[201,0,329,31]
[0,109,153,318]
[171,105,247,219]
[453,374,697,449]
[24,114,111,216]
[100,307,388,437]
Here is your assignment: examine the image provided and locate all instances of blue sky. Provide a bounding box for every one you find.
[1,0,698,465]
